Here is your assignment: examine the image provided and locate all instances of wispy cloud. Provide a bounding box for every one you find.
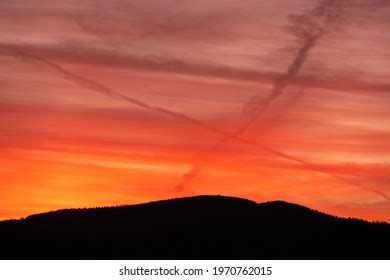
[172,0,390,201]
[3,42,387,201]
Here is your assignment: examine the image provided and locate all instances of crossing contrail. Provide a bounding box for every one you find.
[173,0,357,191]
[1,4,387,202]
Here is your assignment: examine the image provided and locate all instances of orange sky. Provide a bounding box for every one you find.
[1,0,390,221]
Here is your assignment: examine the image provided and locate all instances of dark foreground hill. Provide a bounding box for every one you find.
[0,195,390,259]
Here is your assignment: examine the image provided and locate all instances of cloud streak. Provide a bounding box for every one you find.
[2,0,388,202]
[172,0,389,200]
[1,42,389,95]
[174,0,346,190]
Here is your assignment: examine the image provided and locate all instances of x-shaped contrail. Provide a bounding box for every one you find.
[174,0,345,190]
[0,0,387,201]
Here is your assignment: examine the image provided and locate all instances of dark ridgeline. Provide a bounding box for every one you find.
[0,195,389,259]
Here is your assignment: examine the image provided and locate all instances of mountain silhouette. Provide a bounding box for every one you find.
[0,195,389,259]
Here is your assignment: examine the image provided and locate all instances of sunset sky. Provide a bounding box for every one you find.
[1,0,390,221]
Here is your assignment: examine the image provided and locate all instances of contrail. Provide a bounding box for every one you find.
[262,146,389,201]
[0,45,226,136]
[174,0,351,190]
[242,0,342,120]
[0,33,387,200]
[175,0,388,200]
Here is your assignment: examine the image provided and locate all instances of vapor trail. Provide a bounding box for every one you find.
[174,0,348,190]
[175,0,388,200]
[242,0,341,120]
[0,45,226,136]
[262,146,390,201]
[1,38,387,200]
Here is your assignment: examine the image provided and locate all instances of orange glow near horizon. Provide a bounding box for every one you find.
[1,0,390,222]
